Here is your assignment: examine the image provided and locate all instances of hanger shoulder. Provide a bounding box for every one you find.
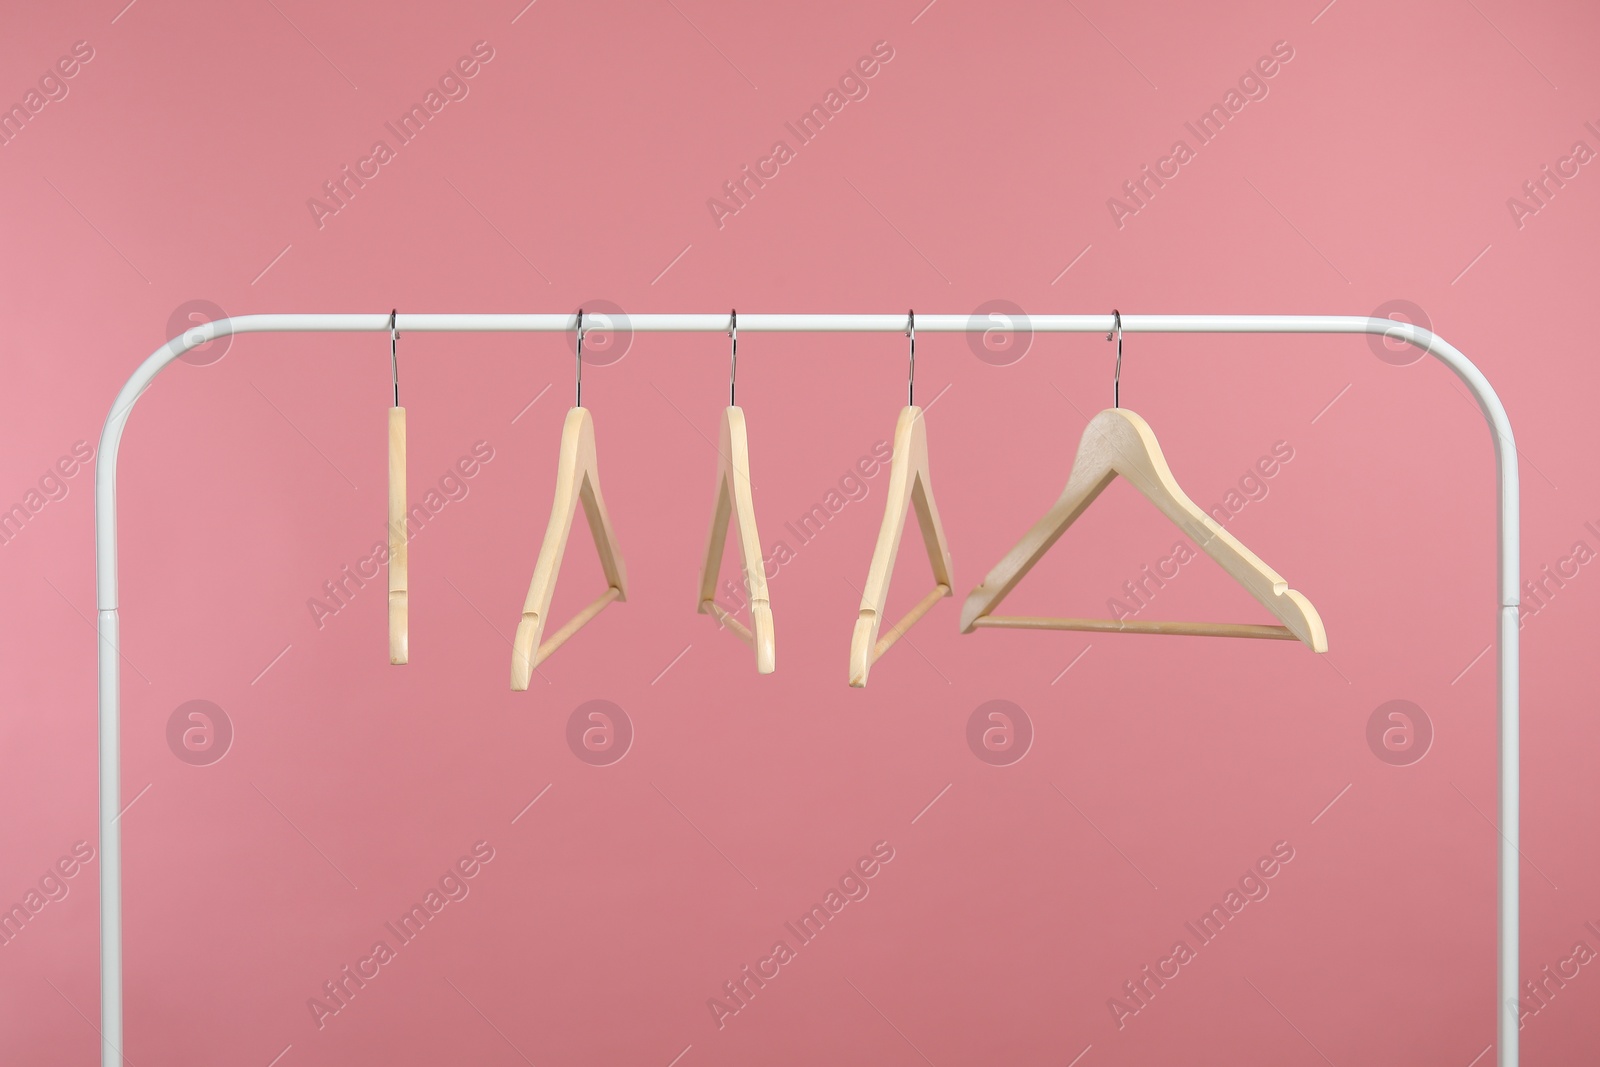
[1106,409,1326,651]
[510,407,628,690]
[958,414,1121,631]
[697,406,775,673]
[850,406,953,686]
[696,439,735,609]
[855,408,922,628]
[387,406,409,664]
[908,414,954,590]
[575,415,628,598]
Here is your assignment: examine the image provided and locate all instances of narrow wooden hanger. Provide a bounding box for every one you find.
[850,313,955,687]
[387,310,408,665]
[697,313,775,672]
[960,313,1326,651]
[510,313,629,690]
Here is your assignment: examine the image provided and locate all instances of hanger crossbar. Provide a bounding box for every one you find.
[872,583,952,661]
[532,586,622,668]
[970,616,1298,640]
[702,599,756,647]
[93,313,1522,1067]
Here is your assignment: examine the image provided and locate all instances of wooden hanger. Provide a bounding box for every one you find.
[698,407,775,671]
[388,407,408,663]
[850,314,955,686]
[697,314,775,672]
[387,312,408,665]
[959,404,1326,651]
[510,316,629,690]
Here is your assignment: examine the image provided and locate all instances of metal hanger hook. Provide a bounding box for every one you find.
[906,309,916,407]
[1107,309,1122,408]
[574,308,585,408]
[388,309,399,408]
[729,308,738,407]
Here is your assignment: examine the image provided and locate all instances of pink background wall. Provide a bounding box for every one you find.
[2,0,1597,1063]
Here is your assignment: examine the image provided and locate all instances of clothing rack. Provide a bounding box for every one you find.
[94,314,1522,1066]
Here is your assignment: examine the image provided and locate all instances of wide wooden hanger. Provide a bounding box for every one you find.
[387,311,408,665]
[510,314,629,690]
[960,314,1326,651]
[697,314,775,672]
[850,314,955,687]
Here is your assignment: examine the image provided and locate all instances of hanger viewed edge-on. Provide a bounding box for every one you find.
[387,309,408,665]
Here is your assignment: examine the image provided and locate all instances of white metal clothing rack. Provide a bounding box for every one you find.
[94,314,1522,1066]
